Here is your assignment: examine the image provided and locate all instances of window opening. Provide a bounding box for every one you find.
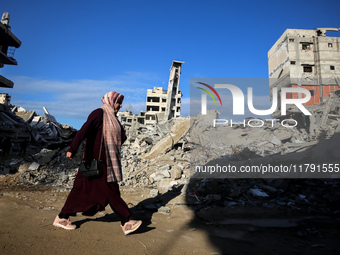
[303,66,312,72]
[302,44,310,50]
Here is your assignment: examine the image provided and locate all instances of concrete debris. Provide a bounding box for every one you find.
[1,90,340,216]
[171,165,182,180]
[249,188,269,198]
[149,189,159,197]
[140,118,190,160]
[0,105,77,156]
[28,162,40,171]
[158,206,171,214]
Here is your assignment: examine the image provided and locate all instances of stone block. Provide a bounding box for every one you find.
[249,188,269,198]
[171,165,182,180]
[141,118,190,159]
[158,206,171,214]
[158,179,175,193]
[149,189,159,197]
[160,169,171,178]
[28,162,40,171]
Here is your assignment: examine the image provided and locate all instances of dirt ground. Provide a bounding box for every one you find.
[0,177,340,255]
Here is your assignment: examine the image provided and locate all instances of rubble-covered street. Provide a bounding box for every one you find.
[1,1,340,253]
[0,89,340,254]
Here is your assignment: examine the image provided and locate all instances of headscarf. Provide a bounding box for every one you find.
[100,91,125,182]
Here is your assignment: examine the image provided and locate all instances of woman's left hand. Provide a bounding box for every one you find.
[66,151,73,159]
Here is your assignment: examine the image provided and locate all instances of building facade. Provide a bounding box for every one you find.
[145,87,168,125]
[0,12,21,89]
[268,28,340,105]
[119,110,145,128]
[0,12,21,112]
[145,61,183,125]
[120,60,184,128]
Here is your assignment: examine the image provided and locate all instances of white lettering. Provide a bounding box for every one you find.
[200,85,312,117]
[281,88,311,115]
[248,87,278,115]
[215,84,245,115]
[281,118,298,128]
[213,118,297,128]
[248,119,264,127]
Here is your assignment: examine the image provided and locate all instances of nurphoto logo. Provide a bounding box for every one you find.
[197,82,312,116]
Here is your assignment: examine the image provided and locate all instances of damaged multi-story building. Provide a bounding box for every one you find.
[268,28,340,136]
[0,12,21,111]
[119,60,184,128]
[0,12,27,143]
[268,28,340,105]
[0,12,74,153]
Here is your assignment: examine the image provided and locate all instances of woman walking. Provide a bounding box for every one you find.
[53,91,142,235]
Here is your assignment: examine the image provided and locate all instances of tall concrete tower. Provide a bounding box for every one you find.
[165,60,184,120]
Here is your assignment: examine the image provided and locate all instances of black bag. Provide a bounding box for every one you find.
[79,159,103,178]
[79,134,103,178]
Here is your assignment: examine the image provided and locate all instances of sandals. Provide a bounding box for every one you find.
[121,220,142,235]
[53,216,76,230]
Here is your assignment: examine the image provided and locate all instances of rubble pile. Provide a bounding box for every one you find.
[189,89,340,168]
[0,104,78,187]
[186,178,340,221]
[0,106,77,154]
[1,91,340,215]
[120,118,191,193]
[2,146,81,188]
[190,115,312,167]
[12,106,77,144]
[185,90,340,216]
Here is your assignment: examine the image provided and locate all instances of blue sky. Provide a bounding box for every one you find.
[1,0,339,129]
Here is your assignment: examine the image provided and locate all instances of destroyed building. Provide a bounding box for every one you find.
[268,28,340,135]
[146,60,184,124]
[0,12,76,156]
[268,28,340,104]
[0,25,339,235]
[145,87,170,125]
[0,12,21,91]
[164,60,184,120]
[119,60,184,128]
[0,11,29,150]
[119,110,145,126]
[0,11,21,113]
[0,26,339,255]
[0,11,20,103]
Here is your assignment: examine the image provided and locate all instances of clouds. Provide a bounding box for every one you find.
[2,72,190,129]
[1,74,274,130]
[1,73,150,128]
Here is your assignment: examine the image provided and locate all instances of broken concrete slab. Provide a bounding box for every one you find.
[158,179,177,193]
[149,189,159,197]
[274,129,293,142]
[140,118,190,160]
[28,162,40,171]
[171,165,182,180]
[158,206,171,214]
[270,136,281,146]
[249,188,269,198]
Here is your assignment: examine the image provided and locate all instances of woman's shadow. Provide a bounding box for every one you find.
[72,184,184,235]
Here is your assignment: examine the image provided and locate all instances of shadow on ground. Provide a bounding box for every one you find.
[184,132,340,254]
[72,185,184,236]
